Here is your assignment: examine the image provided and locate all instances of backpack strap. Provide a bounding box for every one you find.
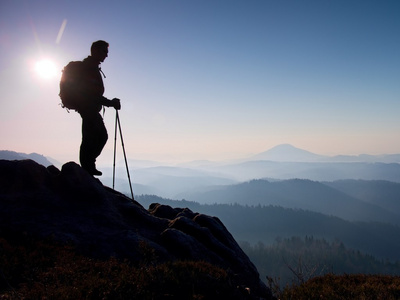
[99,68,106,78]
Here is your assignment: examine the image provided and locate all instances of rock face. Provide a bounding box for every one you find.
[0,159,271,299]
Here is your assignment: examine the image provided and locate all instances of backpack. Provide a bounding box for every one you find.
[59,61,85,111]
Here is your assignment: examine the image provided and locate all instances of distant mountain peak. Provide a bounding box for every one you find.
[251,144,326,162]
[269,144,303,152]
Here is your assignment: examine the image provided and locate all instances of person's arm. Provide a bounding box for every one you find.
[101,97,121,110]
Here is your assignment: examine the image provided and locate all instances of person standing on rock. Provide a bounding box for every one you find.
[61,40,121,176]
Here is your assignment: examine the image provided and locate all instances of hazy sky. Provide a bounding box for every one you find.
[1,0,399,165]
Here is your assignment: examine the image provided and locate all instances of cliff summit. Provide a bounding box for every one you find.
[0,159,271,299]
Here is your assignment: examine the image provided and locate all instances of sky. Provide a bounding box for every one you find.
[1,0,399,165]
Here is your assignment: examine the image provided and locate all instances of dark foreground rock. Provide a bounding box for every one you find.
[0,159,272,299]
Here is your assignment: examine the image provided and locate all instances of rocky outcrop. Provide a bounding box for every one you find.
[0,159,272,299]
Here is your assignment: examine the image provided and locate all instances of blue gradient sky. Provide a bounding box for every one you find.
[1,0,399,164]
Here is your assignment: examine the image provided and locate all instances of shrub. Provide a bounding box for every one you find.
[282,273,400,300]
[0,234,248,299]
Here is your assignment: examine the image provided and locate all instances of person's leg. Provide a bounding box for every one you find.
[92,113,108,162]
[80,115,95,174]
[79,113,107,175]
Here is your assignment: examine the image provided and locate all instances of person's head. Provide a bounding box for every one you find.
[91,40,109,63]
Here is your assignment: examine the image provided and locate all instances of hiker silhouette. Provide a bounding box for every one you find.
[71,40,120,176]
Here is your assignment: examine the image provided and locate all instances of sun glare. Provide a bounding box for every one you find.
[35,59,57,79]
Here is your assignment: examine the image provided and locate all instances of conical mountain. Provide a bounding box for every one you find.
[251,144,327,162]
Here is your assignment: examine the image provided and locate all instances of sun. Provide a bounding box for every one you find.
[35,59,58,79]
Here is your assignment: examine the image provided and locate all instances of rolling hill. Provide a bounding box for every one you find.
[178,179,400,225]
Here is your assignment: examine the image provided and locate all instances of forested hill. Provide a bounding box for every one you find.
[324,180,400,213]
[177,179,400,225]
[137,195,400,262]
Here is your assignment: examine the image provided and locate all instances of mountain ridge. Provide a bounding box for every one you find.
[0,150,54,167]
[249,144,400,163]
[3,144,400,169]
[3,148,400,200]
[178,178,400,225]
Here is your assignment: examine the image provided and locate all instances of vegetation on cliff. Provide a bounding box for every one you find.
[0,233,251,299]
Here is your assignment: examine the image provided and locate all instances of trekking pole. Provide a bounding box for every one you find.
[112,111,118,190]
[116,110,135,201]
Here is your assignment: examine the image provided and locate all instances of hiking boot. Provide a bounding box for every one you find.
[91,168,102,176]
[82,165,102,176]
